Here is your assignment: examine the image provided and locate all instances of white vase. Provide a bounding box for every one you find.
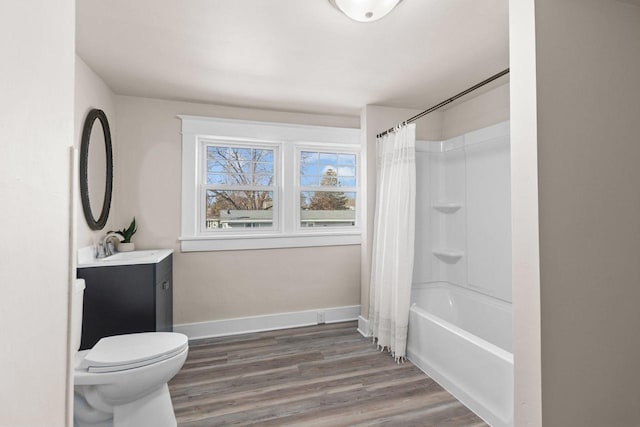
[118,242,135,252]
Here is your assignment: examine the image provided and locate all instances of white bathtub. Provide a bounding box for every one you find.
[407,283,513,427]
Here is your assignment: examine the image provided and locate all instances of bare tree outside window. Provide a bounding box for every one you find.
[205,146,275,229]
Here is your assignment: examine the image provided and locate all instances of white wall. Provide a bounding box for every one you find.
[0,1,75,426]
[509,0,542,424]
[75,55,119,247]
[512,0,640,425]
[115,95,361,324]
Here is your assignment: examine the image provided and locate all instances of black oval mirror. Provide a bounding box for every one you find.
[80,109,113,230]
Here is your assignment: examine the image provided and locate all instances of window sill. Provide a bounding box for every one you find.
[179,232,362,252]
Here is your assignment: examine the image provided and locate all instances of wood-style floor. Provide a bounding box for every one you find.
[169,321,487,427]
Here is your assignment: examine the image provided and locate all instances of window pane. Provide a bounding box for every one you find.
[255,149,273,162]
[232,148,252,160]
[300,151,319,176]
[338,177,356,187]
[254,162,274,174]
[206,145,274,186]
[319,153,338,171]
[206,160,226,173]
[337,165,355,177]
[206,190,273,230]
[300,191,356,227]
[300,151,356,188]
[206,174,230,185]
[253,174,274,186]
[300,175,319,186]
[338,154,356,166]
[301,151,318,163]
[319,167,339,186]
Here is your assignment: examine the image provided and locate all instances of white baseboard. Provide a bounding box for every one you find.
[357,315,371,338]
[175,305,361,340]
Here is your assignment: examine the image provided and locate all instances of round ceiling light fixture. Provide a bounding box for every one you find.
[329,0,403,23]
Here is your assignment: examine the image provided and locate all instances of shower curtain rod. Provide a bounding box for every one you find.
[376,68,510,139]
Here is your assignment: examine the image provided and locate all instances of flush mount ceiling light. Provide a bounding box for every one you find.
[329,0,403,22]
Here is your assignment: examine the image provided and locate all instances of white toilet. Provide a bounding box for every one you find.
[72,279,188,427]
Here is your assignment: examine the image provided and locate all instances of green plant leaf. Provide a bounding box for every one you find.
[117,217,137,243]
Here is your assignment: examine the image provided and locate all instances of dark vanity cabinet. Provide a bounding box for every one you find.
[77,254,173,350]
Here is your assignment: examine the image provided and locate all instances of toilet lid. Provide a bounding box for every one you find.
[81,332,188,373]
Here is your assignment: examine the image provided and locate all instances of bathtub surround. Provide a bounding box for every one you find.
[408,121,512,426]
[414,122,512,303]
[369,123,416,360]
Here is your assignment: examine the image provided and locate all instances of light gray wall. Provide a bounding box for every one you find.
[0,1,75,425]
[441,83,510,140]
[512,0,640,425]
[115,95,361,324]
[536,0,640,425]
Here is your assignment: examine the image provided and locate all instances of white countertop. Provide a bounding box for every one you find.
[77,246,173,268]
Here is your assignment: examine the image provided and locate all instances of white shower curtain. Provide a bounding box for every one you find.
[369,123,416,361]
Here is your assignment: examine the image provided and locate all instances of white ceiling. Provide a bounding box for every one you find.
[77,0,509,117]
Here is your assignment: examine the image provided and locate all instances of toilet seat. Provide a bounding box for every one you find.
[80,332,188,373]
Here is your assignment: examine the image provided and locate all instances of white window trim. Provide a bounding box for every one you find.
[179,115,362,252]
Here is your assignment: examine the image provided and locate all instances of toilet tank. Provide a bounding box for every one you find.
[72,279,86,352]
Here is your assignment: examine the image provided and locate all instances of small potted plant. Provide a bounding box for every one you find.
[115,217,137,252]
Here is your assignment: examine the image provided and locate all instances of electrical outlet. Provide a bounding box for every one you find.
[317,311,326,324]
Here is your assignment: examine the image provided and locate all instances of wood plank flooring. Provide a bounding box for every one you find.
[169,321,487,427]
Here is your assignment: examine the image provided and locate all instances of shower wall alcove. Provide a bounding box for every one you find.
[407,120,513,427]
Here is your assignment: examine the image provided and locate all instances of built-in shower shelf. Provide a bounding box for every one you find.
[432,249,464,263]
[432,203,462,214]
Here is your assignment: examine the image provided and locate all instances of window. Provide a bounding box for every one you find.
[203,144,276,231]
[299,151,357,228]
[180,116,362,251]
